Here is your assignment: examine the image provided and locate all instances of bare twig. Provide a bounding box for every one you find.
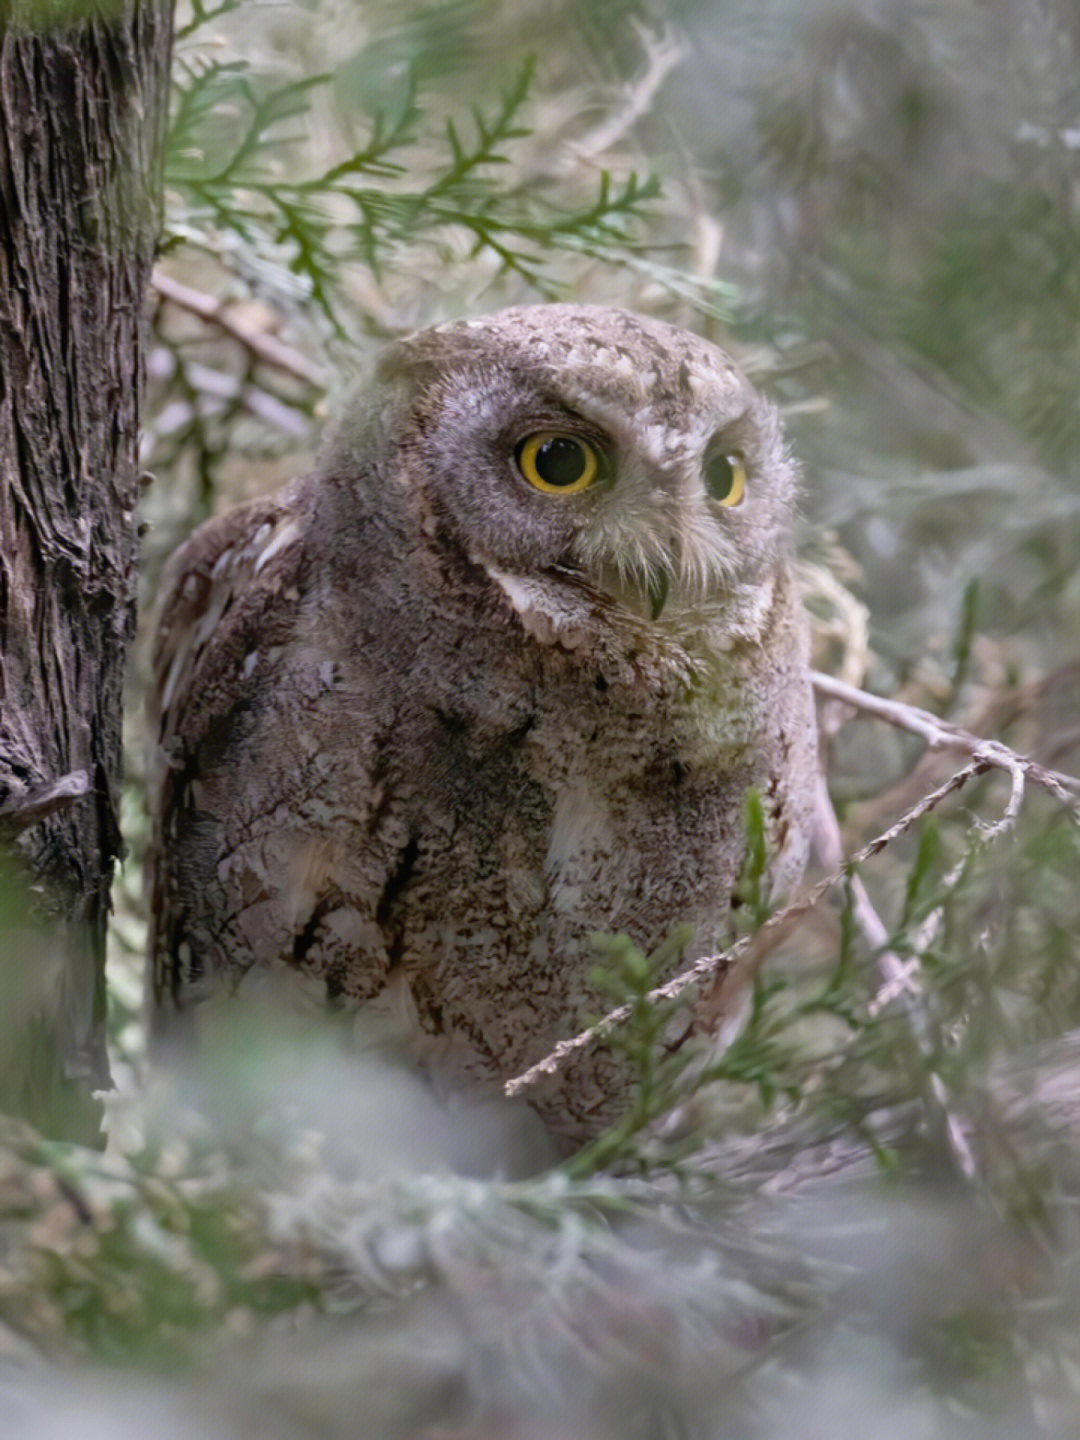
[808,672,1080,1180]
[812,774,916,1000]
[146,351,316,442]
[153,270,327,389]
[509,669,1080,1097]
[930,1072,979,1180]
[505,757,990,1097]
[810,670,1080,808]
[832,660,1080,842]
[574,20,688,159]
[800,564,870,693]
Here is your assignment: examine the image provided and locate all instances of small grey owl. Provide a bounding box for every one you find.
[147,304,818,1145]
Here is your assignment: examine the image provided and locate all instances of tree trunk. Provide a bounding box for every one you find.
[0,0,172,1138]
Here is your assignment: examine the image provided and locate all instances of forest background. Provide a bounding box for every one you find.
[2,1,1080,1435]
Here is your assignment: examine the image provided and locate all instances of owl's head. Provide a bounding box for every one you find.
[337,305,800,653]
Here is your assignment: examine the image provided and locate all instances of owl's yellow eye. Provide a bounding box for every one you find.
[705,451,746,507]
[515,433,599,494]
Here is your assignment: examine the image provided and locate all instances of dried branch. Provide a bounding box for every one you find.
[152,270,327,389]
[506,756,991,1097]
[812,774,915,999]
[810,670,1080,808]
[573,20,688,160]
[147,351,316,441]
[507,674,1080,1097]
[800,562,870,693]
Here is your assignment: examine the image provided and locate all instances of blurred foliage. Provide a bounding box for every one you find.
[143,0,669,559]
[165,49,659,327]
[6,0,1080,1435]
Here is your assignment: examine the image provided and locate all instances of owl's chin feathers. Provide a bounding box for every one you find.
[481,555,779,678]
[567,505,746,608]
[481,561,621,652]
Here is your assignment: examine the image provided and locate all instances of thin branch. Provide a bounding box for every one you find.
[505,757,990,1097]
[573,21,688,160]
[509,671,1080,1097]
[152,270,327,389]
[812,774,915,999]
[803,672,1074,1180]
[146,350,316,441]
[930,1072,979,1180]
[800,562,870,693]
[810,670,1080,807]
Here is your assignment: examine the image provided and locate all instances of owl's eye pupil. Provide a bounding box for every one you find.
[516,432,600,494]
[705,450,746,507]
[533,437,587,487]
[706,454,733,499]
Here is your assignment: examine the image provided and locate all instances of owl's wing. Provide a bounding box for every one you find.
[146,488,310,1001]
[146,484,402,1019]
[148,490,308,770]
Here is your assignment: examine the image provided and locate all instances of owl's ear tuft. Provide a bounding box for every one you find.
[379,323,488,381]
[373,339,427,389]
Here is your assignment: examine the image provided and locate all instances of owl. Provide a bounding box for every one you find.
[146,304,818,1146]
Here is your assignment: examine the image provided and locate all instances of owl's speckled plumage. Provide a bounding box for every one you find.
[147,304,818,1145]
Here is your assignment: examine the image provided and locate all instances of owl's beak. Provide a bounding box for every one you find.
[580,560,682,624]
[646,568,669,620]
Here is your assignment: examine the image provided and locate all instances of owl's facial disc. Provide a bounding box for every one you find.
[511,432,751,621]
[487,418,776,638]
[394,304,796,648]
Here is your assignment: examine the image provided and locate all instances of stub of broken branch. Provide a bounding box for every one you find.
[0,770,91,833]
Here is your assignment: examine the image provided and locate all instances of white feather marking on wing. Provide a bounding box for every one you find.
[253,519,303,574]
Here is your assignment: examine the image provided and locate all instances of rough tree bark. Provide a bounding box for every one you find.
[0,0,172,1137]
